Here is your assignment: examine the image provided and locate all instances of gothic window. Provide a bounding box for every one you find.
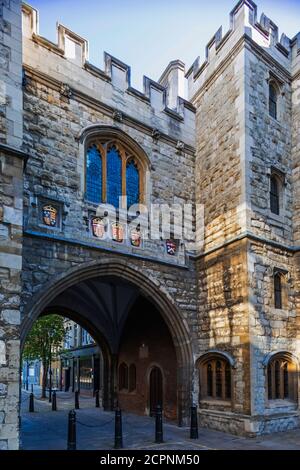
[267,354,297,401]
[270,174,280,215]
[274,272,282,309]
[85,139,144,208]
[129,364,137,392]
[199,355,232,401]
[269,82,278,120]
[118,363,128,391]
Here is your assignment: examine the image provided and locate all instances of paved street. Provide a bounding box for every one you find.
[20,389,300,450]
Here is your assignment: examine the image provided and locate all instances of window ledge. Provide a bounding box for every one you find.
[266,399,297,409]
[200,399,231,407]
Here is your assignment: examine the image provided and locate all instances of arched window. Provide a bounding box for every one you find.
[267,353,297,401]
[270,174,280,215]
[85,138,145,209]
[118,363,128,391]
[129,364,136,392]
[199,355,232,401]
[274,272,282,309]
[86,145,102,203]
[269,82,278,119]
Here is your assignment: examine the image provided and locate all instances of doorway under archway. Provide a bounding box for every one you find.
[21,260,193,423]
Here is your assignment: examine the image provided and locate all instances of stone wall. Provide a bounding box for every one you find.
[0,0,22,148]
[0,0,23,451]
[0,149,24,450]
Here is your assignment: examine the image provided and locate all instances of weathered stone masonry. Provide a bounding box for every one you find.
[0,0,25,450]
[1,0,300,448]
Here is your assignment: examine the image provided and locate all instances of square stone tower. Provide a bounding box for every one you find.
[188,0,300,434]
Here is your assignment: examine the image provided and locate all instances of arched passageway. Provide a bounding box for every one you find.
[21,260,193,423]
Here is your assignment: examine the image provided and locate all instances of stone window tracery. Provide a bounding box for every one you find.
[198,355,232,401]
[267,353,297,401]
[85,140,143,209]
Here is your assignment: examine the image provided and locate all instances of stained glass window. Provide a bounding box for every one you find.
[126,160,140,208]
[86,145,102,203]
[107,146,122,208]
[85,140,144,208]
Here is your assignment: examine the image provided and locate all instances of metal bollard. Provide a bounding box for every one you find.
[52,391,57,411]
[67,409,76,450]
[75,390,79,409]
[190,405,199,439]
[155,405,163,443]
[114,408,123,449]
[95,390,100,408]
[29,392,34,412]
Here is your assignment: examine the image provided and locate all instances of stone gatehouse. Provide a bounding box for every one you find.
[0,0,300,449]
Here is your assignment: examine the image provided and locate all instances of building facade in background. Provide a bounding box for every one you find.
[0,0,300,449]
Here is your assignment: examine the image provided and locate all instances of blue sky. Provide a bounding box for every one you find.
[29,0,300,89]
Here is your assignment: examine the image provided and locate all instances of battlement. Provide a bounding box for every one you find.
[21,3,195,147]
[187,0,300,101]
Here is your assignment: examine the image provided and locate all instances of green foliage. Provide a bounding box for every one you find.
[23,314,66,362]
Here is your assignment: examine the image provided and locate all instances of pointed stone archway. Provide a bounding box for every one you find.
[21,259,194,424]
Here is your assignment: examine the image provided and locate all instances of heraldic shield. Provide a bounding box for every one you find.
[166,239,177,255]
[92,217,106,239]
[42,205,58,227]
[130,228,141,247]
[111,222,124,243]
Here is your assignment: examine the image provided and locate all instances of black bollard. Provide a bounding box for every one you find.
[95,390,100,408]
[190,405,199,439]
[114,408,123,449]
[52,391,57,411]
[67,410,76,450]
[31,384,34,394]
[29,392,34,412]
[75,390,79,409]
[155,405,163,443]
[26,380,28,391]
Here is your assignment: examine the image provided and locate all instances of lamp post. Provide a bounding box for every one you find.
[49,349,52,402]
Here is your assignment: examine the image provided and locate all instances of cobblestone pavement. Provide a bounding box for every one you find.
[20,389,300,450]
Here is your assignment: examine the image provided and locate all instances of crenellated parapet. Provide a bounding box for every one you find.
[187,0,300,101]
[21,2,195,148]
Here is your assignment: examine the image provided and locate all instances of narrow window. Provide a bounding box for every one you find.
[126,159,140,209]
[86,145,102,203]
[269,83,277,119]
[270,175,280,215]
[207,363,213,397]
[274,273,282,309]
[215,361,222,398]
[107,146,122,208]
